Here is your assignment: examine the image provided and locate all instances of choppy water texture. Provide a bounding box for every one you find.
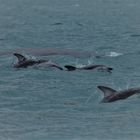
[0,0,140,139]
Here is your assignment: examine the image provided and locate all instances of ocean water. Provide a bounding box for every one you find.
[0,0,140,140]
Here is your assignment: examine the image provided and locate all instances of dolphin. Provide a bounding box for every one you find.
[13,53,63,70]
[97,86,140,103]
[64,64,113,73]
[13,53,46,68]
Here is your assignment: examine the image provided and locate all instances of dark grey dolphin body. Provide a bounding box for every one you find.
[98,86,140,103]
[65,64,113,73]
[13,53,63,70]
[13,53,46,68]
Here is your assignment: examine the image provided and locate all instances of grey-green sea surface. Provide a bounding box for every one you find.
[0,0,140,139]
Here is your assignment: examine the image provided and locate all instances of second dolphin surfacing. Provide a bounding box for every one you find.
[65,64,113,73]
[98,86,140,103]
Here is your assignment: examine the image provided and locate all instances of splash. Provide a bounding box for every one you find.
[88,57,94,64]
[75,59,86,68]
[75,58,94,68]
[106,52,123,57]
[85,91,97,105]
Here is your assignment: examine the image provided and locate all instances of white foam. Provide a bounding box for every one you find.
[21,53,37,60]
[75,58,93,68]
[106,52,123,57]
[76,64,86,68]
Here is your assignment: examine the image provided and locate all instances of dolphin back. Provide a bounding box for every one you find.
[64,65,77,71]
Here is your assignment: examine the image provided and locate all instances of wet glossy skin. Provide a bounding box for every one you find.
[101,88,140,103]
[13,60,46,68]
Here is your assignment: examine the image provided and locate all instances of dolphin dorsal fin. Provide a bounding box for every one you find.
[97,86,117,97]
[13,53,27,62]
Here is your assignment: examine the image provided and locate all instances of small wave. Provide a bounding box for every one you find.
[130,34,140,37]
[51,22,63,26]
[106,52,123,57]
[74,3,80,7]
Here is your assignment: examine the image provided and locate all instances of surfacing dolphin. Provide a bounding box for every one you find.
[64,64,113,73]
[97,86,140,103]
[13,53,63,70]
